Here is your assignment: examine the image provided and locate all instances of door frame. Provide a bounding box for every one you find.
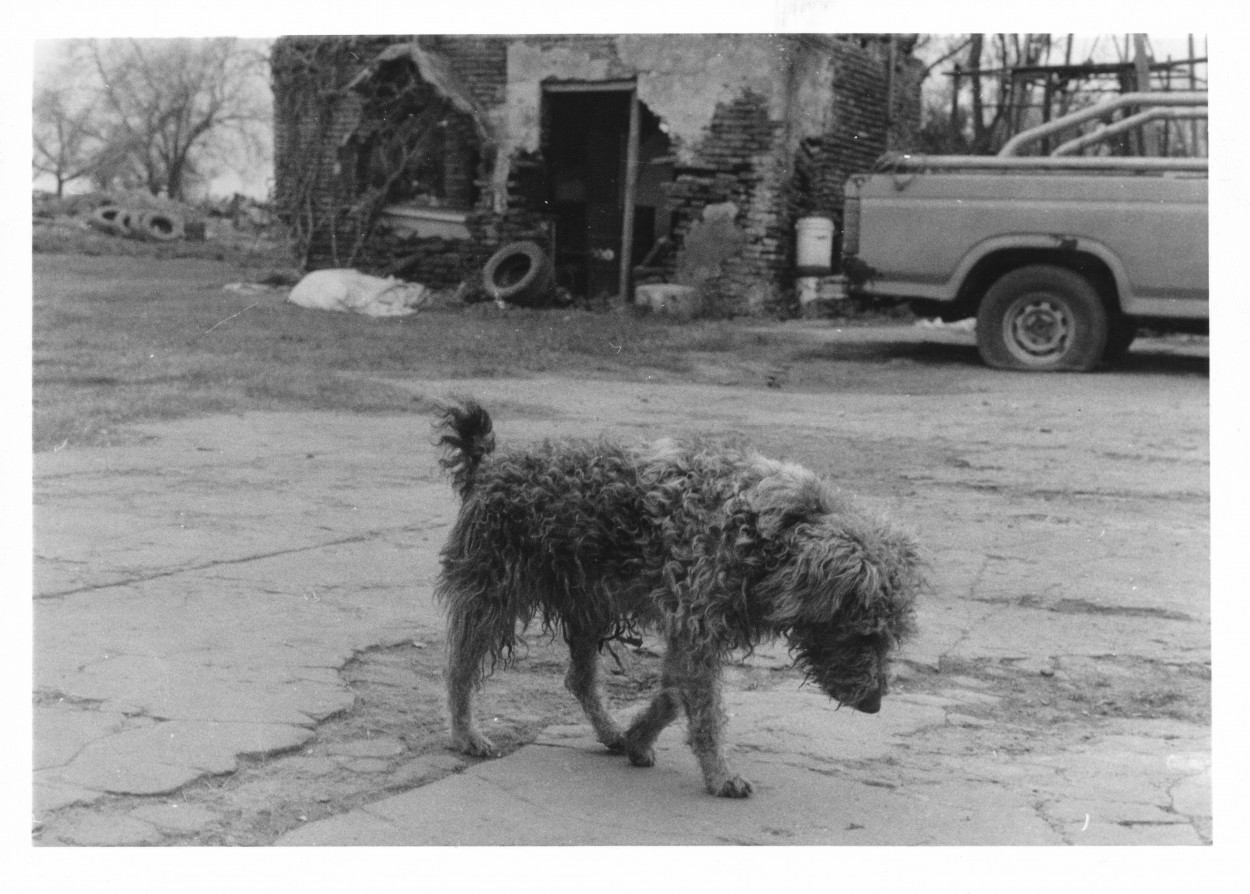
[541,80,641,301]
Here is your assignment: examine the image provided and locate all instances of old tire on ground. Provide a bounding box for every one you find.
[482,241,554,306]
[118,210,140,238]
[138,210,185,242]
[976,265,1108,371]
[88,205,127,236]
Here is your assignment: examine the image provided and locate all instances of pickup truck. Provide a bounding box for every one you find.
[840,92,1208,371]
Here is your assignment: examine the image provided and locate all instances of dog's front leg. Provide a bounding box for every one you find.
[622,687,679,768]
[682,659,753,798]
[622,640,686,768]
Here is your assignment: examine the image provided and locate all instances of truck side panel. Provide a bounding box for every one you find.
[848,173,1208,314]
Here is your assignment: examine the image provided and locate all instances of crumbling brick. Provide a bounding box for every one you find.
[272,34,921,313]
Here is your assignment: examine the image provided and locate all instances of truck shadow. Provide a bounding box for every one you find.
[1115,349,1209,377]
[789,338,1209,377]
[785,337,1205,375]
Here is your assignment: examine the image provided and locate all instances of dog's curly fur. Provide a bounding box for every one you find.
[433,400,922,797]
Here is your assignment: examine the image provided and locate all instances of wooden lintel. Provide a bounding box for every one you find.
[542,79,637,93]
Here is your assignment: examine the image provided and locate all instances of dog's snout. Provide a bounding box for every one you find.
[854,691,882,714]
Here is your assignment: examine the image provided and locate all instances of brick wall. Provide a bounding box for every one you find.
[420,36,509,107]
[271,34,920,305]
[655,36,920,310]
[274,36,521,281]
[784,38,920,276]
[663,90,789,313]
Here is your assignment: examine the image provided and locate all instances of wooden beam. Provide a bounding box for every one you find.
[543,80,637,93]
[618,88,641,303]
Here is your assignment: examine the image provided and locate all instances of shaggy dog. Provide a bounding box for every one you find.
[433,401,921,797]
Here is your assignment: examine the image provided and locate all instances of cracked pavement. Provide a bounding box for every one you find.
[32,329,1211,845]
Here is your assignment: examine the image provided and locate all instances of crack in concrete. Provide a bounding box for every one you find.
[1030,797,1072,841]
[904,477,1208,504]
[35,523,437,599]
[947,557,1020,660]
[34,689,109,710]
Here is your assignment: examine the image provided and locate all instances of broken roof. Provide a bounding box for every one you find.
[346,41,493,143]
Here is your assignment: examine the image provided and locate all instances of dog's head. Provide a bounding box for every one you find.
[786,616,912,713]
[746,460,922,713]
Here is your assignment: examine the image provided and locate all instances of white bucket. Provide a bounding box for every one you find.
[795,216,835,271]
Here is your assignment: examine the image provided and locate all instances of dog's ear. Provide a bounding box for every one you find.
[761,518,922,628]
[746,458,845,538]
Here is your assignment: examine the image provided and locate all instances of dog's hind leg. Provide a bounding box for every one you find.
[564,630,625,752]
[444,599,500,757]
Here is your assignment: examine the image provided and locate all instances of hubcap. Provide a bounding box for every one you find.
[1005,296,1072,361]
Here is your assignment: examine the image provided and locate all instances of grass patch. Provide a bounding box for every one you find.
[32,253,797,451]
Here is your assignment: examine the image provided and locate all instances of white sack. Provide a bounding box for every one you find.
[287,269,428,317]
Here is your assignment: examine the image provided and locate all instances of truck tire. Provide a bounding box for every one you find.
[976,265,1108,371]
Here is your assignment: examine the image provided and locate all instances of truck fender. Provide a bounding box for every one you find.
[950,233,1132,309]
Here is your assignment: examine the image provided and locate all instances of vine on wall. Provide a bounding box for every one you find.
[271,37,455,270]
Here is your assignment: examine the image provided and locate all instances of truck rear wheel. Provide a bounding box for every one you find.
[976,265,1108,371]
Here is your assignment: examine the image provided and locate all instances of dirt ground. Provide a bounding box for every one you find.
[33,318,1211,846]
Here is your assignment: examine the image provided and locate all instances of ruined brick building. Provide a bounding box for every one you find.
[271,34,921,313]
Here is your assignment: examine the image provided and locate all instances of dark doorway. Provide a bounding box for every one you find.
[542,87,673,300]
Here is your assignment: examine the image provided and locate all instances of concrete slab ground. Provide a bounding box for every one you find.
[30,346,1216,854]
[34,414,455,816]
[275,686,1207,846]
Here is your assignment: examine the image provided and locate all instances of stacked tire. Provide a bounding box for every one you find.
[87,204,185,242]
[87,205,131,236]
[137,210,185,241]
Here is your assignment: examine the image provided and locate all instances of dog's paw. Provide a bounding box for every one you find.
[452,731,497,758]
[709,775,753,798]
[626,746,656,768]
[595,726,627,753]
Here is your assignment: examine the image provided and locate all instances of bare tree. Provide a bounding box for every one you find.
[31,49,129,197]
[919,34,1073,154]
[74,38,269,200]
[32,85,103,197]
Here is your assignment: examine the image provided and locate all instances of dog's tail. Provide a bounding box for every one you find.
[434,400,495,499]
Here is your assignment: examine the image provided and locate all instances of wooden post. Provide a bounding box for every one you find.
[1133,34,1158,156]
[1041,76,1055,154]
[618,87,641,303]
[1188,34,1203,156]
[950,65,961,135]
[884,35,896,133]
